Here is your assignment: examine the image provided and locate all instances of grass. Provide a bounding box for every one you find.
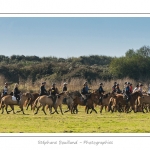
[0,105,150,133]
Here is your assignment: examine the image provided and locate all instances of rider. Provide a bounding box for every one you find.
[39,82,47,96]
[129,83,133,93]
[62,82,68,103]
[98,83,105,104]
[133,84,139,93]
[13,83,21,104]
[116,83,122,94]
[125,82,131,103]
[49,83,59,104]
[81,82,91,104]
[138,83,143,93]
[62,82,68,92]
[112,82,117,93]
[2,82,8,97]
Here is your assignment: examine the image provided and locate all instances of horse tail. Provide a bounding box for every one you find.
[32,96,40,111]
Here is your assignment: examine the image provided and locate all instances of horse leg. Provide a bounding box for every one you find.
[34,105,42,115]
[92,106,97,114]
[26,101,30,110]
[100,105,103,114]
[142,104,145,113]
[42,105,47,115]
[59,105,63,115]
[9,105,15,114]
[5,105,9,114]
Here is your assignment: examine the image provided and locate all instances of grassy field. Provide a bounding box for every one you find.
[0,105,150,133]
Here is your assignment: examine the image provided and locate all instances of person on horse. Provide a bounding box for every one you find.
[81,82,91,104]
[98,83,105,104]
[122,82,127,93]
[116,83,122,94]
[1,82,8,97]
[112,82,117,93]
[129,83,133,93]
[39,82,47,96]
[125,82,131,103]
[13,83,21,104]
[133,84,139,93]
[49,83,59,104]
[62,82,68,92]
[62,82,68,103]
[138,83,143,93]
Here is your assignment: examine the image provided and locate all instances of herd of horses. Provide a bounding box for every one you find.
[0,89,150,115]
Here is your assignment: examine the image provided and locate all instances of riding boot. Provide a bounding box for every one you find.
[99,97,102,105]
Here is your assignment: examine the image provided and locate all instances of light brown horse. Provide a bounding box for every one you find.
[32,92,68,115]
[108,91,143,113]
[26,93,39,110]
[0,93,31,114]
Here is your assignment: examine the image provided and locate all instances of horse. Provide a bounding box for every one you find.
[73,91,99,114]
[98,92,113,114]
[32,92,68,115]
[137,94,150,113]
[62,92,75,114]
[108,91,143,113]
[0,93,31,114]
[26,92,39,110]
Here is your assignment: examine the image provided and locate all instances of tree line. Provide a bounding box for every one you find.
[0,45,150,83]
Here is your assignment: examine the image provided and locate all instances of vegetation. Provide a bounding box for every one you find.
[0,45,150,92]
[0,105,150,133]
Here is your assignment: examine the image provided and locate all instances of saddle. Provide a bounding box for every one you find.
[12,96,17,101]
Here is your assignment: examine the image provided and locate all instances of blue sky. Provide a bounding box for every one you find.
[0,17,150,58]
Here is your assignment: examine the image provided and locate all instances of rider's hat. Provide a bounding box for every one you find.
[5,82,8,85]
[114,82,117,84]
[139,83,143,86]
[100,83,103,85]
[117,83,119,86]
[52,83,56,86]
[64,82,67,85]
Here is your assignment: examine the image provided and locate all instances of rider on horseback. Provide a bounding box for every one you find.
[98,83,105,104]
[116,83,122,94]
[13,83,21,104]
[1,82,8,97]
[125,82,131,103]
[81,81,91,104]
[62,82,68,103]
[39,82,47,96]
[49,83,59,104]
[112,82,117,93]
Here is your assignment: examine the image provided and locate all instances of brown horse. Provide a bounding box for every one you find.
[108,91,143,113]
[26,93,39,110]
[0,93,31,114]
[32,92,68,115]
[137,94,150,113]
[99,92,114,114]
[73,92,99,114]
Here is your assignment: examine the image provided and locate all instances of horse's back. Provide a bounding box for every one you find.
[38,95,53,105]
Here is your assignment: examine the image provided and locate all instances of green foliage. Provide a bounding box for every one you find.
[1,45,150,83]
[110,46,150,80]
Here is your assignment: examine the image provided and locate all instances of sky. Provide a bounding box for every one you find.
[0,17,150,58]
